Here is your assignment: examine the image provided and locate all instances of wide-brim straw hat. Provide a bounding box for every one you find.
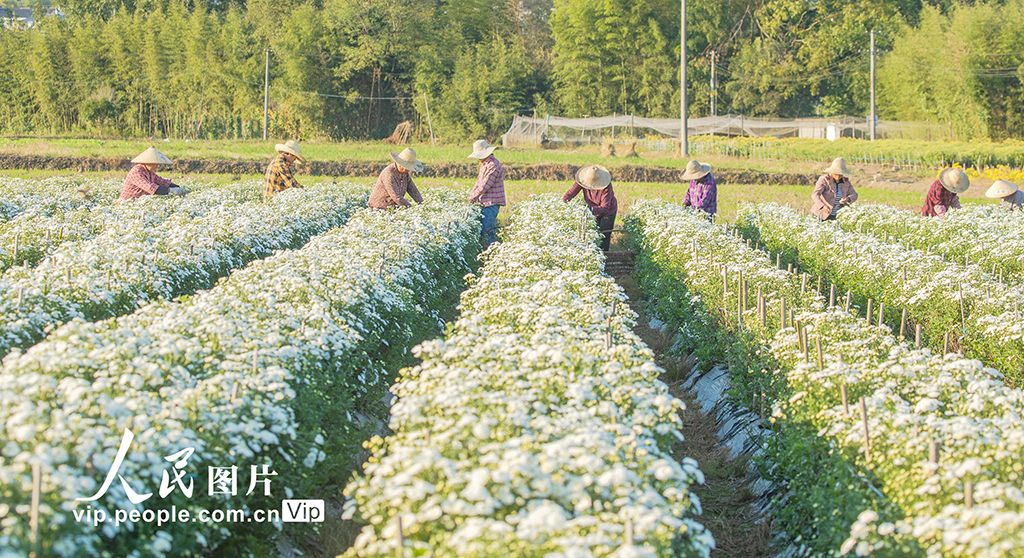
[939,167,970,194]
[391,147,424,173]
[576,164,612,190]
[680,159,712,181]
[985,179,1018,199]
[131,146,172,166]
[467,139,498,160]
[275,140,306,163]
[823,157,852,176]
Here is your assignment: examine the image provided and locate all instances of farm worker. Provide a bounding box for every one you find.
[466,139,505,247]
[811,157,858,221]
[922,167,969,217]
[368,148,425,209]
[680,159,717,217]
[985,179,1024,210]
[263,140,305,202]
[119,147,186,200]
[563,165,618,251]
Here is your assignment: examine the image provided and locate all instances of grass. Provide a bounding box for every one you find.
[9,136,1023,178]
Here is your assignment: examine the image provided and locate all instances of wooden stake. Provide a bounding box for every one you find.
[781,297,787,329]
[66,268,72,286]
[816,338,823,370]
[17,287,24,309]
[252,350,258,374]
[877,302,885,328]
[817,275,822,294]
[801,273,807,296]
[928,440,939,464]
[964,480,974,509]
[915,324,922,348]
[787,263,793,273]
[866,299,874,324]
[12,233,18,264]
[30,462,40,558]
[840,384,849,415]
[845,291,852,313]
[829,284,836,308]
[944,332,950,354]
[860,397,871,462]
[959,282,966,330]
[397,515,405,551]
[900,308,908,340]
[776,253,781,269]
[624,518,634,546]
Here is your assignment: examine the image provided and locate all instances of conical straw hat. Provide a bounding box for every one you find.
[939,167,970,194]
[131,146,172,165]
[576,165,612,190]
[390,147,424,172]
[985,179,1018,199]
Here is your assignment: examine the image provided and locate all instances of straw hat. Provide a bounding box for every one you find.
[275,140,306,163]
[680,160,712,181]
[823,157,852,176]
[467,139,498,160]
[391,147,424,173]
[939,167,970,194]
[985,179,1018,199]
[131,146,172,166]
[576,165,612,190]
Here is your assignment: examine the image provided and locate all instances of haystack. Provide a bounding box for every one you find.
[383,121,413,144]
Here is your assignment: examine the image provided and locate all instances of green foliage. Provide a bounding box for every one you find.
[879,0,1024,141]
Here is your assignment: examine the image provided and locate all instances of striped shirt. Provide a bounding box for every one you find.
[468,155,506,207]
[830,181,843,216]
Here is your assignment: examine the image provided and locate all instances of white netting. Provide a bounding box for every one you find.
[502,114,950,145]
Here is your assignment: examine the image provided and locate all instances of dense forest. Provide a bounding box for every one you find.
[1,0,1023,141]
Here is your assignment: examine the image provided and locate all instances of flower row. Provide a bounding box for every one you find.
[626,200,1024,557]
[0,181,365,358]
[737,202,1024,386]
[342,194,714,558]
[0,181,256,273]
[838,203,1024,283]
[0,177,122,223]
[0,191,481,557]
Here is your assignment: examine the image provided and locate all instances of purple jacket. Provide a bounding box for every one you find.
[563,182,618,217]
[683,173,717,214]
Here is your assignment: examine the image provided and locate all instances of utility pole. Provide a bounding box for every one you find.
[263,50,269,141]
[869,31,876,142]
[710,50,717,118]
[680,0,688,157]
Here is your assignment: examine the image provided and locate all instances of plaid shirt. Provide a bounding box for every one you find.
[120,165,172,200]
[563,182,618,217]
[263,154,302,201]
[368,163,423,209]
[683,173,718,215]
[468,155,506,207]
[922,179,960,217]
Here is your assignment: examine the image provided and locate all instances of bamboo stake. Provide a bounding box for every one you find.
[841,384,849,415]
[944,332,951,354]
[829,284,836,308]
[787,263,793,273]
[866,299,874,324]
[915,324,923,348]
[965,480,974,509]
[816,338,823,370]
[781,297,787,329]
[12,233,18,265]
[397,515,405,552]
[900,308,908,339]
[776,253,781,269]
[860,397,871,462]
[817,275,822,294]
[845,291,852,313]
[877,301,885,328]
[928,440,939,464]
[624,518,634,546]
[959,282,966,330]
[30,462,40,558]
[801,273,807,296]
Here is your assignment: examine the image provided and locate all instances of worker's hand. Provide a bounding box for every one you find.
[840,197,850,205]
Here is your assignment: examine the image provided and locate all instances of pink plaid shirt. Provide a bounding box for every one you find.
[468,155,506,207]
[120,165,172,200]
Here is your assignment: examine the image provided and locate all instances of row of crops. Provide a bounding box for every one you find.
[625,201,1024,556]
[3,176,1022,557]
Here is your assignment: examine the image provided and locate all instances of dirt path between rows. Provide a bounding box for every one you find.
[616,275,773,558]
[0,153,817,185]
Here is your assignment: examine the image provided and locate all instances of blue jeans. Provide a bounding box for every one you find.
[481,205,500,246]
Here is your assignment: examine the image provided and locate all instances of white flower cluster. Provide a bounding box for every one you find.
[838,203,1024,283]
[629,200,1024,557]
[0,177,122,223]
[343,194,713,558]
[0,181,365,357]
[739,202,1024,385]
[0,190,480,556]
[0,179,254,272]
